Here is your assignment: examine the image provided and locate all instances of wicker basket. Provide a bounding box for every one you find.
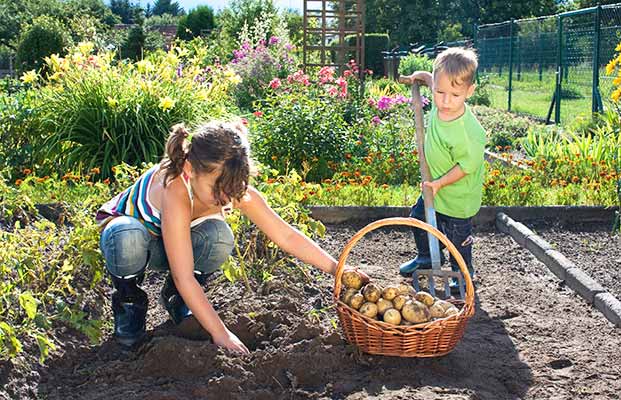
[334,217,475,357]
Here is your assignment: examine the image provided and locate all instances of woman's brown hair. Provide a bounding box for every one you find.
[160,121,255,205]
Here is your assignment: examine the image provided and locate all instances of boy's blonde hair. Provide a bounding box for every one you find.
[433,47,478,86]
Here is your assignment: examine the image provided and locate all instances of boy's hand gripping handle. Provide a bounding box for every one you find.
[411,83,442,270]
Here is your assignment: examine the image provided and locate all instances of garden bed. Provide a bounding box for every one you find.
[2,223,621,399]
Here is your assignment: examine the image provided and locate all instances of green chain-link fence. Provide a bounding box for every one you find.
[475,3,621,124]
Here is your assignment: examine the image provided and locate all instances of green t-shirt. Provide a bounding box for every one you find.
[424,105,486,218]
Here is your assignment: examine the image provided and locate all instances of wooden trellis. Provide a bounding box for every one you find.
[302,0,366,76]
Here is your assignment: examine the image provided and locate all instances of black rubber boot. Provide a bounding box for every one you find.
[160,273,210,340]
[111,274,148,348]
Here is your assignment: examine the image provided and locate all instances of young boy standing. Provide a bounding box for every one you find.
[398,48,486,287]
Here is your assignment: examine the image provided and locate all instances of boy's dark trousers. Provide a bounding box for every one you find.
[410,195,474,276]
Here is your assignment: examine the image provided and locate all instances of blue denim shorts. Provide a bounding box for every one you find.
[100,216,235,278]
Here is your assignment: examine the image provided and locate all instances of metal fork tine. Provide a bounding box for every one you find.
[412,272,421,292]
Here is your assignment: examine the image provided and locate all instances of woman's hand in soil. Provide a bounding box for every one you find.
[213,328,250,354]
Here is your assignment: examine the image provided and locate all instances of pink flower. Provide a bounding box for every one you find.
[335,77,347,88]
[327,86,338,97]
[368,98,377,107]
[377,96,393,110]
[253,111,263,118]
[371,116,382,125]
[318,66,335,84]
[268,36,280,45]
[343,70,352,78]
[241,118,248,126]
[269,78,282,89]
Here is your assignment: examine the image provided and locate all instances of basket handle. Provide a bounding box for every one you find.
[333,217,475,308]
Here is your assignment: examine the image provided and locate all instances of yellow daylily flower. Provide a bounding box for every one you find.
[616,42,621,52]
[228,74,242,85]
[20,70,38,84]
[107,96,119,108]
[78,41,94,55]
[45,54,62,72]
[159,96,176,111]
[136,60,154,74]
[612,88,621,102]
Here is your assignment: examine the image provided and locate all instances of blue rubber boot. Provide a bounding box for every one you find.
[111,275,148,348]
[399,254,447,277]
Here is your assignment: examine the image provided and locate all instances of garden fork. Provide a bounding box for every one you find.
[408,81,466,299]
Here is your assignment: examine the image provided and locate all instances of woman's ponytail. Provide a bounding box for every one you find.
[161,123,190,186]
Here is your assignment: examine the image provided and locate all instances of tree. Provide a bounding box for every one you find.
[16,15,71,72]
[151,0,184,16]
[177,5,215,40]
[110,0,141,24]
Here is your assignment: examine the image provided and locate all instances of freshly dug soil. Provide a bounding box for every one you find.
[537,227,621,300]
[2,223,620,400]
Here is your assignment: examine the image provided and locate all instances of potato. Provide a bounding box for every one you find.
[444,306,459,317]
[414,291,435,307]
[429,302,446,319]
[401,300,431,324]
[392,295,407,311]
[359,302,378,318]
[381,286,399,301]
[434,299,454,312]
[398,283,415,296]
[349,293,364,309]
[341,270,364,290]
[383,308,402,325]
[341,288,357,305]
[363,283,382,303]
[376,298,393,315]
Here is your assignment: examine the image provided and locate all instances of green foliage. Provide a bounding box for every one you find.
[230,16,297,111]
[151,0,184,16]
[252,89,350,182]
[0,174,106,363]
[25,42,238,178]
[16,16,71,73]
[334,33,389,76]
[221,168,327,285]
[176,5,215,41]
[468,75,491,107]
[0,90,37,180]
[121,24,146,60]
[472,105,534,149]
[398,54,433,77]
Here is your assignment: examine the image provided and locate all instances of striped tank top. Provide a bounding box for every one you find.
[96,165,189,236]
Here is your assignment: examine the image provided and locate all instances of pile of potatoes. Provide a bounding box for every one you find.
[340,270,459,325]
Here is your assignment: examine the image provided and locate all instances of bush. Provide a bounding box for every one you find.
[472,105,538,149]
[468,74,491,107]
[16,16,71,73]
[397,53,433,77]
[27,41,239,178]
[251,67,365,181]
[176,5,215,40]
[332,33,389,76]
[229,14,297,111]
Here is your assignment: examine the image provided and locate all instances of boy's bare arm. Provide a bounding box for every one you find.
[424,164,466,196]
[398,71,433,88]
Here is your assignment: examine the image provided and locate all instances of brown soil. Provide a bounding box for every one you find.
[2,223,621,400]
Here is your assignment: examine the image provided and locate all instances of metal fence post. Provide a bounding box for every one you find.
[538,19,543,81]
[508,19,515,111]
[592,5,602,114]
[473,23,479,84]
[556,16,563,124]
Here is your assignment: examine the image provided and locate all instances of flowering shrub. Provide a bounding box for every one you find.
[25,40,240,178]
[228,11,298,111]
[251,64,366,181]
